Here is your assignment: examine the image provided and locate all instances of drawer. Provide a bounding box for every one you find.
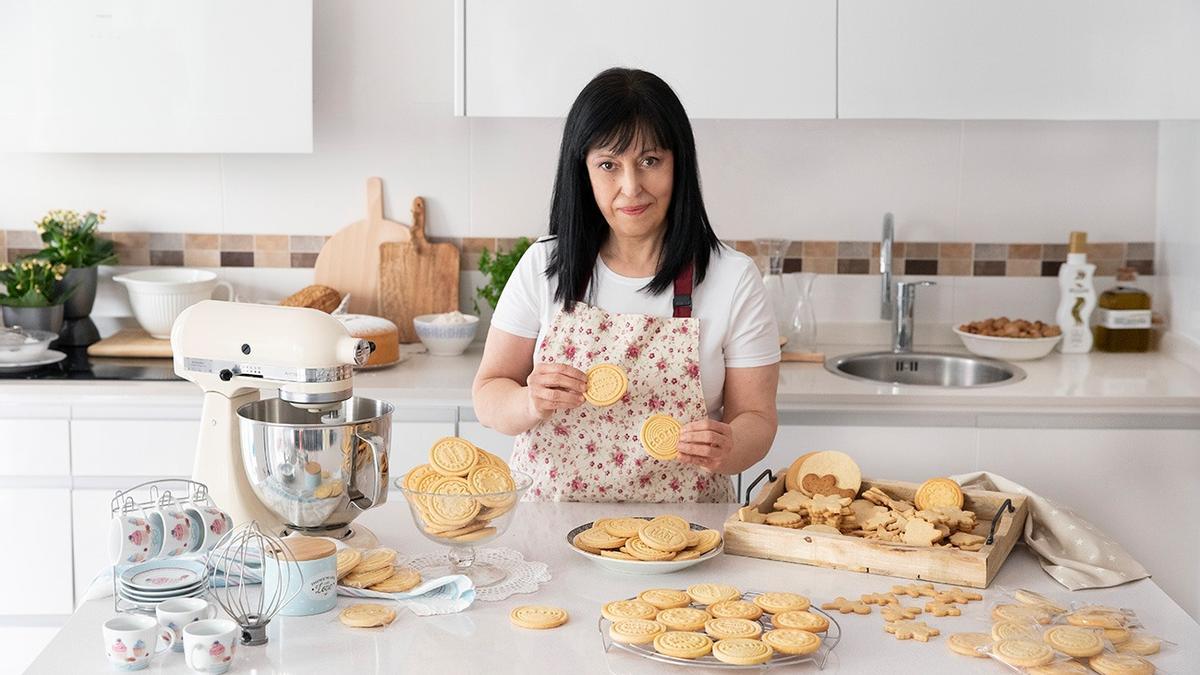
[71,420,199,477]
[0,419,69,476]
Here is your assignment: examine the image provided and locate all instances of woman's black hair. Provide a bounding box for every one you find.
[545,67,721,311]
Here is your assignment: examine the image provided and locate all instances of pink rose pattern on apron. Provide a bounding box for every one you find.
[511,302,734,503]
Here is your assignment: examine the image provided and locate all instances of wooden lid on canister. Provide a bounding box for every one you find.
[268,536,336,561]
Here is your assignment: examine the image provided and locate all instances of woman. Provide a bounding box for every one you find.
[472,68,780,502]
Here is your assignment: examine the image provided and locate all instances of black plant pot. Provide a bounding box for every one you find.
[61,265,98,319]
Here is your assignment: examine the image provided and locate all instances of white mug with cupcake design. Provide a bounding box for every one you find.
[183,619,238,674]
[184,504,233,553]
[148,500,199,558]
[103,614,175,671]
[156,597,217,653]
[108,513,162,565]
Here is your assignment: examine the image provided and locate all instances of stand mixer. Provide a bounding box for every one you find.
[171,300,393,541]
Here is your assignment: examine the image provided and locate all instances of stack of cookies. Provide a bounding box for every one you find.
[336,547,423,594]
[602,585,824,665]
[571,514,722,562]
[739,451,986,551]
[402,436,518,542]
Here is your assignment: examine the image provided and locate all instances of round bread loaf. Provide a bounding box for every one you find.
[280,284,342,313]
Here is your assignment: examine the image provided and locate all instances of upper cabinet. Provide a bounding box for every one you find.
[838,0,1200,120]
[0,0,312,152]
[456,0,837,119]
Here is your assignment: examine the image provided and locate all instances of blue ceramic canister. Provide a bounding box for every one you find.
[262,537,338,616]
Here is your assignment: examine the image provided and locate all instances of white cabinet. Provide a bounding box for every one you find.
[71,489,117,606]
[71,405,200,477]
[838,0,1200,119]
[0,0,312,152]
[0,418,69,476]
[458,0,837,118]
[0,489,73,615]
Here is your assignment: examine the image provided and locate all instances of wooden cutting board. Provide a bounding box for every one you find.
[87,329,173,358]
[314,177,411,315]
[379,197,460,343]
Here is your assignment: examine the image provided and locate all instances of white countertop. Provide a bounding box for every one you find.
[5,343,1200,416]
[29,501,1200,674]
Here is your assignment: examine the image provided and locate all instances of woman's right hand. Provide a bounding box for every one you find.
[526,363,588,420]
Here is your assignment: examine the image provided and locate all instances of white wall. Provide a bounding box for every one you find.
[1157,121,1200,346]
[0,0,1158,245]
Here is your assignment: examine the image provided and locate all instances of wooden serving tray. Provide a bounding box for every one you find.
[723,471,1029,588]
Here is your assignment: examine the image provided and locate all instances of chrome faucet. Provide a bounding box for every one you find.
[880,213,894,320]
[879,213,936,352]
[892,280,936,352]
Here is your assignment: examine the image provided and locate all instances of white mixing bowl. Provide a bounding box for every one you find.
[113,269,235,338]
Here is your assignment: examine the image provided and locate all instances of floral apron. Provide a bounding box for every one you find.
[512,267,735,503]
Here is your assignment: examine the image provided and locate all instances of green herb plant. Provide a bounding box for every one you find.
[0,259,70,307]
[475,237,532,313]
[31,209,118,268]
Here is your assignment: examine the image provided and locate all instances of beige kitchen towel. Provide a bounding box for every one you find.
[950,471,1150,590]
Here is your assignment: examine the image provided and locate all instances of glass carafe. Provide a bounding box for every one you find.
[755,239,792,340]
[785,272,818,353]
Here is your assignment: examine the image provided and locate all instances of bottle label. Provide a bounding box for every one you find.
[1096,309,1151,329]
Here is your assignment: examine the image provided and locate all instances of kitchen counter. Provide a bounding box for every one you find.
[2,343,1200,418]
[29,501,1199,674]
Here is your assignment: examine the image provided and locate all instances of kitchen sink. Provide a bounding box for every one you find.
[825,351,1026,388]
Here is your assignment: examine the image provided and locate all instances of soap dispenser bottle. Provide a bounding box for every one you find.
[1055,231,1096,353]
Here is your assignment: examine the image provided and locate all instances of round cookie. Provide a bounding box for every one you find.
[1088,652,1156,675]
[647,515,690,532]
[765,511,804,528]
[992,603,1052,625]
[653,631,713,659]
[686,583,741,605]
[992,621,1040,642]
[339,603,396,628]
[1043,625,1104,658]
[429,436,479,477]
[368,566,422,594]
[914,477,964,510]
[601,600,658,622]
[585,364,628,407]
[992,639,1055,668]
[794,451,862,497]
[350,548,397,574]
[637,522,688,553]
[609,618,666,645]
[1066,609,1127,629]
[576,525,627,551]
[624,536,677,561]
[640,414,681,461]
[708,600,763,621]
[341,565,396,589]
[467,465,516,506]
[335,548,362,579]
[762,628,821,655]
[947,632,993,658]
[773,610,829,633]
[600,550,638,560]
[1116,633,1162,656]
[753,592,810,614]
[638,589,692,610]
[509,605,568,630]
[712,638,773,666]
[603,517,649,539]
[690,529,723,555]
[655,607,710,632]
[784,451,819,492]
[704,617,763,640]
[1014,588,1067,615]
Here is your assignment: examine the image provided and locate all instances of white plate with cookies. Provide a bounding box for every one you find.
[566,515,723,575]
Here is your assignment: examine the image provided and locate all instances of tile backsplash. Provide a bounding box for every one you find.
[0,230,1154,277]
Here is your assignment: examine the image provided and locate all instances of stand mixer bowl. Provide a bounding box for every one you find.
[238,397,393,538]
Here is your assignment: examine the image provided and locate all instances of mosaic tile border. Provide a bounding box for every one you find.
[0,230,1154,277]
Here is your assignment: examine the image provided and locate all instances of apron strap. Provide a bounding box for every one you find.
[672,264,694,318]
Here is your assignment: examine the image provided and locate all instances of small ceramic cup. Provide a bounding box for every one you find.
[103,614,175,671]
[108,512,162,565]
[262,536,338,616]
[149,500,199,558]
[184,504,233,553]
[156,597,217,653]
[183,619,239,674]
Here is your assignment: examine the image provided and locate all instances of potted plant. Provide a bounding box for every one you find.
[30,209,118,321]
[0,258,71,333]
[475,237,532,313]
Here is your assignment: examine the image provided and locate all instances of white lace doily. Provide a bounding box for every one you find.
[397,547,551,602]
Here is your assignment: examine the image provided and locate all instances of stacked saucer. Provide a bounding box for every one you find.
[118,559,208,610]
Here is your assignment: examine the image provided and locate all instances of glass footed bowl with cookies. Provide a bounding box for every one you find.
[396,447,532,588]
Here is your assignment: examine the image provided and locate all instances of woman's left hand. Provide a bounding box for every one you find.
[676,419,735,473]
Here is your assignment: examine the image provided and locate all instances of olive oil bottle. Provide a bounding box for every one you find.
[1093,267,1152,352]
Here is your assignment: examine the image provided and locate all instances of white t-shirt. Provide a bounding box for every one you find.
[490,238,780,417]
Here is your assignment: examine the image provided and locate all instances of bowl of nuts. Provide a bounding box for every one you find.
[954,317,1062,361]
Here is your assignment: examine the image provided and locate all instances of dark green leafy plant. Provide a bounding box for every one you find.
[475,237,532,313]
[31,209,118,268]
[0,258,71,307]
